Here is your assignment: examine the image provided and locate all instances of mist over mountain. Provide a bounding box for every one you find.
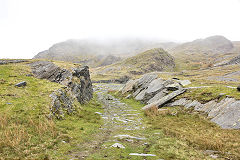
[33,38,179,66]
[170,35,234,54]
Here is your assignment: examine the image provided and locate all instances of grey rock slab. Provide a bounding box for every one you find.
[147,89,168,104]
[208,98,236,118]
[129,153,156,156]
[169,98,191,106]
[177,80,191,86]
[15,81,27,87]
[135,89,147,101]
[135,73,158,89]
[198,100,218,112]
[141,78,167,103]
[211,100,240,129]
[185,100,203,109]
[143,89,186,110]
[166,82,182,91]
[114,134,146,140]
[121,79,138,94]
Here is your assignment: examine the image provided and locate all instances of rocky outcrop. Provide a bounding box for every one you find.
[169,97,240,129]
[29,61,93,118]
[121,73,187,109]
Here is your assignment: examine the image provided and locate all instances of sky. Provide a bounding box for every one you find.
[0,0,240,59]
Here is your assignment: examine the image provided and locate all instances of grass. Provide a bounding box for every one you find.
[144,106,240,159]
[0,62,103,159]
[101,92,216,160]
[109,91,240,159]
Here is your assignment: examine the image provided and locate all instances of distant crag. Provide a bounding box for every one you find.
[170,35,234,54]
[29,61,93,119]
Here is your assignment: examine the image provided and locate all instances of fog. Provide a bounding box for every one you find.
[0,0,240,58]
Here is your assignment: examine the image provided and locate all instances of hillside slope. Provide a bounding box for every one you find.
[170,35,234,55]
[92,48,175,81]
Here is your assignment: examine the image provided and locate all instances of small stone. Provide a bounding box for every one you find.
[111,143,125,149]
[209,155,218,159]
[177,80,191,86]
[26,74,33,77]
[129,153,156,156]
[15,81,27,87]
[126,94,132,99]
[237,85,240,91]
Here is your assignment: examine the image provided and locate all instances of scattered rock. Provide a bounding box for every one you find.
[111,143,125,149]
[0,60,27,65]
[15,81,27,87]
[26,74,33,77]
[114,134,146,140]
[129,153,156,156]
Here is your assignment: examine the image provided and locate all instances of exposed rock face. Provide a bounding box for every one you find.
[50,89,75,119]
[29,61,93,118]
[169,97,240,129]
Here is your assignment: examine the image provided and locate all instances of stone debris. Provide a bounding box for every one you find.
[129,153,156,156]
[15,81,27,87]
[114,134,146,140]
[111,143,125,149]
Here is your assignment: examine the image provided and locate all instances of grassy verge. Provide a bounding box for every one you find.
[0,62,103,159]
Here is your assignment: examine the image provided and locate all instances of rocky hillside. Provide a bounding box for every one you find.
[170,35,234,54]
[122,48,175,73]
[33,39,178,67]
[93,48,175,80]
